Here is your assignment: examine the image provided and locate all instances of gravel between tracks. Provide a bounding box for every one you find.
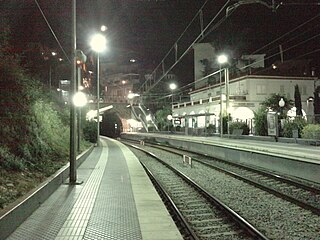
[130,146,320,240]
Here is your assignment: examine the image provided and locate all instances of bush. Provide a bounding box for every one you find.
[254,108,268,136]
[0,146,25,171]
[83,120,97,143]
[283,117,307,138]
[302,124,320,140]
[229,121,250,135]
[206,124,216,135]
[32,100,70,158]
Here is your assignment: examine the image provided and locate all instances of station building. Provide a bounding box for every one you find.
[172,43,319,133]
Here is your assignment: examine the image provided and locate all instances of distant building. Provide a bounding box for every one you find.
[103,73,141,104]
[172,54,319,133]
[193,43,216,89]
[58,80,70,103]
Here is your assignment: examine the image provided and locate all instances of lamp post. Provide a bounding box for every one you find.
[217,54,228,138]
[167,114,173,132]
[169,83,177,131]
[169,83,177,108]
[69,0,77,184]
[278,97,285,137]
[90,33,107,146]
[73,91,87,151]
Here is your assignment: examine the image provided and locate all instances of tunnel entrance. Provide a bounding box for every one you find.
[100,112,123,138]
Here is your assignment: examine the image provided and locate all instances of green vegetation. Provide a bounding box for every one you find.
[206,124,216,135]
[283,117,306,138]
[302,124,320,140]
[0,25,91,209]
[254,107,268,136]
[155,107,172,131]
[83,120,98,143]
[229,121,250,135]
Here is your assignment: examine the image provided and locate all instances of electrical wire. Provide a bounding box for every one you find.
[145,2,320,103]
[139,0,231,94]
[251,13,320,55]
[34,0,71,63]
[239,30,320,72]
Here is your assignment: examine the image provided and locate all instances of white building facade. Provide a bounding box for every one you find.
[172,74,319,133]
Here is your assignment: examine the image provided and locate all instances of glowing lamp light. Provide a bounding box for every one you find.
[279,98,285,107]
[73,92,87,107]
[217,54,228,64]
[128,93,140,99]
[100,25,107,32]
[90,34,107,53]
[169,83,177,90]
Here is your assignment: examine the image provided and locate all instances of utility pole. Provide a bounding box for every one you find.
[69,0,77,184]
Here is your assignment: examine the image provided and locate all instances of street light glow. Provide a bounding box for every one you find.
[169,83,177,90]
[73,92,87,107]
[90,34,107,53]
[279,98,285,107]
[100,25,107,32]
[128,93,140,99]
[217,54,228,64]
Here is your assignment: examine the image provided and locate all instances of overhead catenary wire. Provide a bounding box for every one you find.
[251,13,320,55]
[149,26,320,104]
[239,30,320,72]
[139,0,232,94]
[34,0,71,63]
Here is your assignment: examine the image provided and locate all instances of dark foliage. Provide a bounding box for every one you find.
[294,85,302,116]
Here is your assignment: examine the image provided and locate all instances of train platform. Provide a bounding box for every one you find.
[123,132,320,163]
[121,132,320,184]
[5,137,183,240]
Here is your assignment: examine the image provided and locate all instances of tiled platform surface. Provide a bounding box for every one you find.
[7,137,182,240]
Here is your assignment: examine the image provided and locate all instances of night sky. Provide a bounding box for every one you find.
[1,0,320,85]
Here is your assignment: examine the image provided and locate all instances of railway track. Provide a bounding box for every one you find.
[126,143,268,240]
[122,139,320,239]
[130,140,320,215]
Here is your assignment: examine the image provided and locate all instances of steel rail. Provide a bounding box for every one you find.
[125,142,269,240]
[134,141,320,216]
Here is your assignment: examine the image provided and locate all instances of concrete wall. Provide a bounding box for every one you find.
[0,146,95,240]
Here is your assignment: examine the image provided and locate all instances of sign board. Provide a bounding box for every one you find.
[267,112,278,136]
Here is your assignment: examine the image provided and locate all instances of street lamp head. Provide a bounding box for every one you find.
[217,54,228,64]
[278,97,285,107]
[73,92,87,107]
[90,33,107,53]
[128,93,140,99]
[100,25,107,32]
[169,83,177,91]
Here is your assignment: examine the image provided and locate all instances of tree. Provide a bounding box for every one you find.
[260,93,293,115]
[255,94,293,136]
[294,85,302,116]
[155,107,171,131]
[254,107,268,136]
[314,86,320,123]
